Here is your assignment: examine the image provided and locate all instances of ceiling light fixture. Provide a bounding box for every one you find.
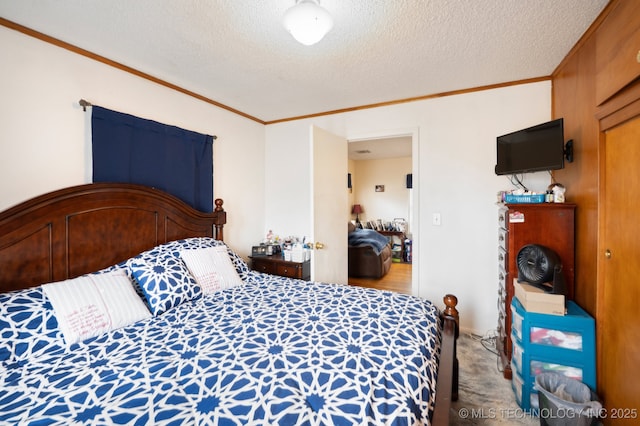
[283,0,333,46]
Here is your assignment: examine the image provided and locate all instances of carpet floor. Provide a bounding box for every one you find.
[449,333,539,425]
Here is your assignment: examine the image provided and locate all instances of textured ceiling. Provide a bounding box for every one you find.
[348,137,412,160]
[0,0,608,123]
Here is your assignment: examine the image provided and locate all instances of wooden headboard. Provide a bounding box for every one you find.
[0,183,226,293]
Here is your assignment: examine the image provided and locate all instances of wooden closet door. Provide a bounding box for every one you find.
[600,116,640,422]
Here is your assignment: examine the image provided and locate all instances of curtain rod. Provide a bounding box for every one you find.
[77,98,217,140]
[79,99,92,111]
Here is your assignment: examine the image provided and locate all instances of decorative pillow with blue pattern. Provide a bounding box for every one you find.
[125,238,249,316]
[129,257,200,316]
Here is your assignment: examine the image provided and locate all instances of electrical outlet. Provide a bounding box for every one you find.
[432,213,441,226]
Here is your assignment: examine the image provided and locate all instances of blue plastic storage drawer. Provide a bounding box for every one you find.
[511,361,539,411]
[510,297,596,410]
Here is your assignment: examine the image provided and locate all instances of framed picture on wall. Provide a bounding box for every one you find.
[375,185,385,192]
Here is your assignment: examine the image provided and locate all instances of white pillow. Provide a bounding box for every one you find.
[42,270,151,345]
[180,246,244,294]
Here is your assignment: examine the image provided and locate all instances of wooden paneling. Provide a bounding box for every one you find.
[552,0,640,420]
[552,33,599,317]
[595,0,640,105]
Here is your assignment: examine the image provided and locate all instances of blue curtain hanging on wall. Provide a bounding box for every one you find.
[91,106,214,212]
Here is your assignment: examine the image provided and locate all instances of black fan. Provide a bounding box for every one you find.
[516,244,566,295]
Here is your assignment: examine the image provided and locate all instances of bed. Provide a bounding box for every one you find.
[348,224,393,279]
[0,183,458,425]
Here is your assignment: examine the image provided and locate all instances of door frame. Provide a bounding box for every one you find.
[347,127,420,296]
[596,100,640,406]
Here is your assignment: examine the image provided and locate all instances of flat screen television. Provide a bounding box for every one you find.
[495,118,566,175]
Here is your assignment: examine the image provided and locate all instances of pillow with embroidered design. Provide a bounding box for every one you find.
[180,245,244,294]
[42,270,151,345]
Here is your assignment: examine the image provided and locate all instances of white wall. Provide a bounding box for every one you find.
[0,24,554,335]
[352,157,412,227]
[0,26,265,259]
[264,82,552,335]
[263,124,314,240]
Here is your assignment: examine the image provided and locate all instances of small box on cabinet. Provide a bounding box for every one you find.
[514,279,565,316]
[290,247,310,262]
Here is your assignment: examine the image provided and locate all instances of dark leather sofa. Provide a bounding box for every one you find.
[348,223,392,279]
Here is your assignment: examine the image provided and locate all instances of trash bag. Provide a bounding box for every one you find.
[534,373,601,426]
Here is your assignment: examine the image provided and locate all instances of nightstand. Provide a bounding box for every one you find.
[250,255,310,281]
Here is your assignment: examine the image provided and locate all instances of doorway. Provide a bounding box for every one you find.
[346,133,415,294]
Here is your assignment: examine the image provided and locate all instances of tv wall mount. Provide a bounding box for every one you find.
[564,139,574,163]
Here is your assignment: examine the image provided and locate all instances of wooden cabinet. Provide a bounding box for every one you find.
[596,0,640,105]
[497,203,576,380]
[250,255,311,281]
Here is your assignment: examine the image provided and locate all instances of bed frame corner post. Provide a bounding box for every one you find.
[431,293,460,426]
[213,198,226,241]
[443,293,459,401]
[443,294,459,334]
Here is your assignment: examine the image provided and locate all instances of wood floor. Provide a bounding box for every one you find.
[348,262,412,294]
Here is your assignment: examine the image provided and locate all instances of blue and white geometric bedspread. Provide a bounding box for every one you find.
[0,274,442,425]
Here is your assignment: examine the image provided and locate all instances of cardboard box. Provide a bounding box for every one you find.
[513,279,565,316]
